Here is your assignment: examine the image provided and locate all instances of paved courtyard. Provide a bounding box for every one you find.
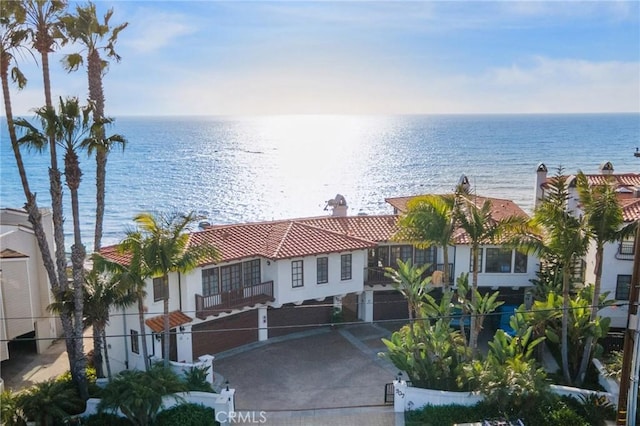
[214,324,399,411]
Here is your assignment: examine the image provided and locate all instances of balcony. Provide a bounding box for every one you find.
[195,281,275,320]
[364,263,454,287]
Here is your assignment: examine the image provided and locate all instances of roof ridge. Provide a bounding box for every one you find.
[293,220,377,244]
[272,221,295,258]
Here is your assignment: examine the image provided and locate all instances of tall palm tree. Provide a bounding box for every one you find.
[1,2,61,291]
[455,193,525,355]
[15,97,120,398]
[574,171,628,383]
[395,194,456,287]
[60,2,128,251]
[133,212,219,367]
[23,0,68,308]
[529,170,589,385]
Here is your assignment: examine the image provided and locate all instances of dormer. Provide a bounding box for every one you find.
[600,161,614,175]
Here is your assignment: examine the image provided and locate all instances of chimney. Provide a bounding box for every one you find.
[600,161,614,175]
[326,194,348,217]
[458,174,471,193]
[534,163,548,208]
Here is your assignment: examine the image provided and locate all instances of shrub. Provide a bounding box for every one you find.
[182,366,214,392]
[82,412,133,425]
[156,404,218,426]
[1,390,25,426]
[17,379,84,425]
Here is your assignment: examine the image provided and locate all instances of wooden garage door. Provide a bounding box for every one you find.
[268,298,333,338]
[342,293,358,322]
[192,310,258,358]
[373,290,409,321]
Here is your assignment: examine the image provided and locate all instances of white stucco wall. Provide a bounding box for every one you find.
[453,245,538,289]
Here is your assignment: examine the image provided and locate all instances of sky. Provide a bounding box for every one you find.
[5,0,640,116]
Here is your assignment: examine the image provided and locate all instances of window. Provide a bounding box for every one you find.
[130,330,139,354]
[390,245,412,267]
[514,251,528,273]
[341,254,352,280]
[486,248,512,273]
[153,275,168,302]
[374,246,390,267]
[469,248,484,273]
[202,268,219,296]
[619,238,635,255]
[317,257,328,284]
[221,264,242,292]
[616,275,632,300]
[292,260,304,288]
[243,259,261,287]
[415,246,436,268]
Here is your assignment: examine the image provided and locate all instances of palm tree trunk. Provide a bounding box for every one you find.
[561,267,572,384]
[92,322,105,378]
[88,48,108,252]
[469,245,479,356]
[102,329,112,379]
[137,296,150,371]
[442,244,450,288]
[65,149,89,399]
[576,244,605,384]
[163,285,170,368]
[1,57,60,293]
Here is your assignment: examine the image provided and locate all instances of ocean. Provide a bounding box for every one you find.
[1,114,639,250]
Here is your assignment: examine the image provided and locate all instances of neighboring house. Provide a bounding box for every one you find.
[0,208,59,362]
[534,162,640,328]
[101,189,537,374]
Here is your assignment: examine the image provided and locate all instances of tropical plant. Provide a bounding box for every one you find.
[83,270,136,378]
[574,170,630,383]
[98,363,187,426]
[131,212,219,367]
[603,350,623,381]
[453,192,526,355]
[525,168,590,385]
[395,194,457,286]
[60,2,127,251]
[17,379,84,426]
[462,327,548,420]
[1,389,25,426]
[382,318,469,390]
[384,259,433,320]
[182,366,214,393]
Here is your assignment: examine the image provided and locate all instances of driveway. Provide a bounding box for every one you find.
[214,323,400,412]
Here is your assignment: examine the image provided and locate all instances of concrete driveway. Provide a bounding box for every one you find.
[214,323,400,412]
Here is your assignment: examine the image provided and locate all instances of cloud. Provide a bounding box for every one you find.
[122,8,196,54]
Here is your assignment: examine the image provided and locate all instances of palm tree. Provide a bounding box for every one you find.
[395,194,456,287]
[574,171,628,383]
[23,0,69,312]
[133,212,219,367]
[83,269,137,378]
[60,2,128,251]
[95,232,153,372]
[384,259,433,320]
[529,169,589,385]
[454,193,525,355]
[17,379,83,426]
[1,2,62,292]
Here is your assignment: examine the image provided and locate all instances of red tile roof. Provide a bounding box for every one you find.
[620,198,640,222]
[145,310,192,333]
[189,218,378,265]
[385,194,529,221]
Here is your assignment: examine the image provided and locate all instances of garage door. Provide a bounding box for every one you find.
[192,310,258,358]
[373,290,409,321]
[342,293,358,322]
[268,298,333,338]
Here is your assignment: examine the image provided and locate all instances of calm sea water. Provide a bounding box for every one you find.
[1,114,639,250]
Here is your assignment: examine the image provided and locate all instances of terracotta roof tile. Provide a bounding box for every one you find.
[621,198,640,222]
[386,194,529,220]
[145,310,192,333]
[99,244,132,265]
